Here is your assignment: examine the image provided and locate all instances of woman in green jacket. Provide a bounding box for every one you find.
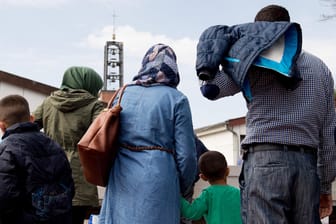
[34,66,106,224]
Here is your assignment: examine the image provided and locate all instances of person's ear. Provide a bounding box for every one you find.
[29,115,35,122]
[225,167,230,177]
[199,173,208,181]
[0,121,7,133]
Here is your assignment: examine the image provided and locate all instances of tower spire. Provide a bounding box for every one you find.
[103,10,123,91]
[112,11,117,40]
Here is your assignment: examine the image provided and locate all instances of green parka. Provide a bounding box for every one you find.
[34,89,105,206]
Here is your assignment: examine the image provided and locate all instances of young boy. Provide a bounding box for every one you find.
[0,95,75,224]
[180,150,242,224]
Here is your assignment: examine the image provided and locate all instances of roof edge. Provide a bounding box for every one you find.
[0,70,57,95]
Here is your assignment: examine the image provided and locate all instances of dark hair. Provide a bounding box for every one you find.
[0,95,30,127]
[198,150,228,182]
[255,4,290,22]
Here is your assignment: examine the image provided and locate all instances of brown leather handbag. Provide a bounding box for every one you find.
[77,85,127,187]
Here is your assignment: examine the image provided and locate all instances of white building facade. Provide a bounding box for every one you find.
[0,70,57,137]
[0,70,57,113]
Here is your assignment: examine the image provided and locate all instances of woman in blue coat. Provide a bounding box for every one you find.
[98,43,197,224]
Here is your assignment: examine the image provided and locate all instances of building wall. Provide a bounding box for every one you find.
[195,121,246,166]
[200,131,236,165]
[0,82,50,112]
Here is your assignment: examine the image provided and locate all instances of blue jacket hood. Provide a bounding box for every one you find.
[196,21,302,102]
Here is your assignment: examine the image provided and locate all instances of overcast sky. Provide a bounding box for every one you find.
[0,0,335,128]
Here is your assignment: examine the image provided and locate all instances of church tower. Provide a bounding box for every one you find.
[101,13,124,102]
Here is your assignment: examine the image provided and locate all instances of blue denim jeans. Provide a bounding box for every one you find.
[239,150,321,224]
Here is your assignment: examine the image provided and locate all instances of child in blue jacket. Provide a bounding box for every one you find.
[0,95,74,224]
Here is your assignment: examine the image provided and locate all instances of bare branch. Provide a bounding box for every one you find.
[320,0,336,20]
[320,13,336,21]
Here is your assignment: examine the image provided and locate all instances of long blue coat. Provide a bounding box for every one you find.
[98,85,197,224]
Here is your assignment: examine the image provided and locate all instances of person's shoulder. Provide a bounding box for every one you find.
[299,50,327,65]
[203,185,240,198]
[298,50,332,76]
[0,138,9,154]
[211,184,240,193]
[227,184,241,193]
[95,99,107,108]
[0,131,32,156]
[152,85,188,100]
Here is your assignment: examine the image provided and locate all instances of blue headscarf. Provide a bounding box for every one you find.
[132,43,180,87]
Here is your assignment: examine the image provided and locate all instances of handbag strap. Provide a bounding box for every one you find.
[107,84,128,108]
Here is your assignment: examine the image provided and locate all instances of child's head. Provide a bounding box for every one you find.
[198,150,228,183]
[0,95,32,131]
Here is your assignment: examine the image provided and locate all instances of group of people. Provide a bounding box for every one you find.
[0,4,335,224]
